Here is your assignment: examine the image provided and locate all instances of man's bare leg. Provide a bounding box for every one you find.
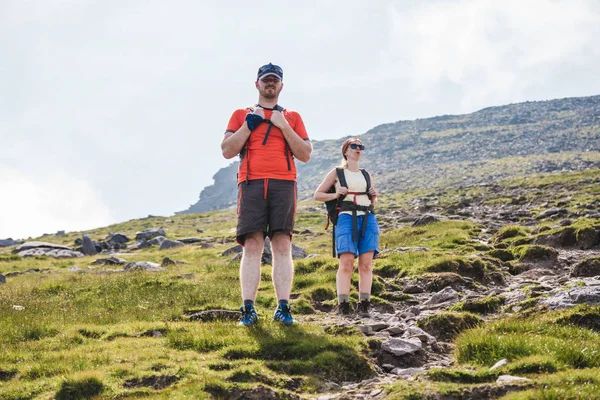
[270,232,293,301]
[240,232,264,302]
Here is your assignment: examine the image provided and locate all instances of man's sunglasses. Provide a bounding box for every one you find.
[350,143,365,150]
[258,63,283,75]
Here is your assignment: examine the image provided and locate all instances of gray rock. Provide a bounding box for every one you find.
[0,274,5,284]
[18,248,84,258]
[402,326,436,343]
[123,261,165,272]
[537,208,569,219]
[55,230,66,236]
[412,215,440,227]
[490,359,508,370]
[82,234,97,256]
[148,236,167,246]
[92,256,127,265]
[67,266,83,272]
[391,367,425,377]
[135,228,166,241]
[106,233,130,245]
[381,337,422,356]
[159,239,185,250]
[497,375,532,383]
[222,245,243,256]
[424,287,459,305]
[13,241,73,253]
[541,285,600,309]
[179,237,203,244]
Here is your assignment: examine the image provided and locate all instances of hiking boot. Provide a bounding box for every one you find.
[357,300,371,317]
[337,301,351,316]
[273,303,294,326]
[239,305,258,327]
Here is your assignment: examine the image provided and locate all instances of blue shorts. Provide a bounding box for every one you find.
[335,213,380,258]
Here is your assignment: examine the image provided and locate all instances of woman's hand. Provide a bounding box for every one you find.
[369,187,378,197]
[337,186,348,198]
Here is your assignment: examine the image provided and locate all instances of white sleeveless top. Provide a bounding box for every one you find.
[335,169,371,216]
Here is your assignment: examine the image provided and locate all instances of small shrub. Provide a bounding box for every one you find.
[418,272,466,292]
[417,312,483,341]
[487,249,514,262]
[451,296,505,315]
[512,245,558,263]
[493,225,530,243]
[55,375,104,400]
[310,287,336,302]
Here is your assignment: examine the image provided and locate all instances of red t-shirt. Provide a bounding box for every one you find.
[226,107,309,184]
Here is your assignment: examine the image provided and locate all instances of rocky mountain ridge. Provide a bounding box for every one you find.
[178,95,600,215]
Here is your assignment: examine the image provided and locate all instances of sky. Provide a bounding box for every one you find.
[1,0,600,239]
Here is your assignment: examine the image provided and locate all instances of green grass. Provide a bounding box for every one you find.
[2,168,600,398]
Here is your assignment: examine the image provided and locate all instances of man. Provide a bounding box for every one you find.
[221,63,312,326]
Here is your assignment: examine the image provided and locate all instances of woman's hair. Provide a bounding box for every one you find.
[339,138,363,168]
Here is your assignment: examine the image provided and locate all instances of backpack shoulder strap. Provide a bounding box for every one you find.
[336,168,347,188]
[360,169,372,198]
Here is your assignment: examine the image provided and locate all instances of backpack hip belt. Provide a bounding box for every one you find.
[339,202,375,242]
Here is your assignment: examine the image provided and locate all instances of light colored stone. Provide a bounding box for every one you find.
[381,337,422,356]
[490,359,508,370]
[497,375,533,383]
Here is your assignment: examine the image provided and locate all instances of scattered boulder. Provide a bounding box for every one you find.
[135,228,166,241]
[222,245,243,256]
[0,274,5,284]
[18,248,84,258]
[423,287,459,306]
[381,337,423,356]
[92,256,127,265]
[412,215,440,227]
[536,208,569,219]
[106,233,130,246]
[159,239,185,250]
[13,241,72,253]
[81,234,97,256]
[123,261,165,272]
[541,285,600,309]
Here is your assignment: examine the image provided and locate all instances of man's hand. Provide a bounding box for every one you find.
[270,110,290,130]
[253,107,265,119]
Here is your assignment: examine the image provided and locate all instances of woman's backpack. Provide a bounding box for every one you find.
[324,168,371,257]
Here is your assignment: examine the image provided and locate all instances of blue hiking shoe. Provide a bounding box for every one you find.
[239,305,258,327]
[273,303,294,326]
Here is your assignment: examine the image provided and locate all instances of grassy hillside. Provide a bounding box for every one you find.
[1,168,600,399]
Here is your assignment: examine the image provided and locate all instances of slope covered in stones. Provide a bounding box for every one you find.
[1,168,600,399]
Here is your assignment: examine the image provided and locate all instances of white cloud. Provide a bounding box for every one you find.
[0,165,115,239]
[382,0,600,111]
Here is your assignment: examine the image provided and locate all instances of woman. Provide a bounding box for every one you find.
[314,138,379,316]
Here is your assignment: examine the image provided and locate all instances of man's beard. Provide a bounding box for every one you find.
[260,86,279,99]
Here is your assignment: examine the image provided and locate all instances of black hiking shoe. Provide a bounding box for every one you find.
[357,300,371,317]
[337,301,351,316]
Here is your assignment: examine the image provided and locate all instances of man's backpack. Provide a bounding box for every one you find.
[324,168,372,257]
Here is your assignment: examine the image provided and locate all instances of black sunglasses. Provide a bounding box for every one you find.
[350,143,365,150]
[258,63,283,75]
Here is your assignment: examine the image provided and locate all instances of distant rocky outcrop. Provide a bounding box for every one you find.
[177,95,600,214]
